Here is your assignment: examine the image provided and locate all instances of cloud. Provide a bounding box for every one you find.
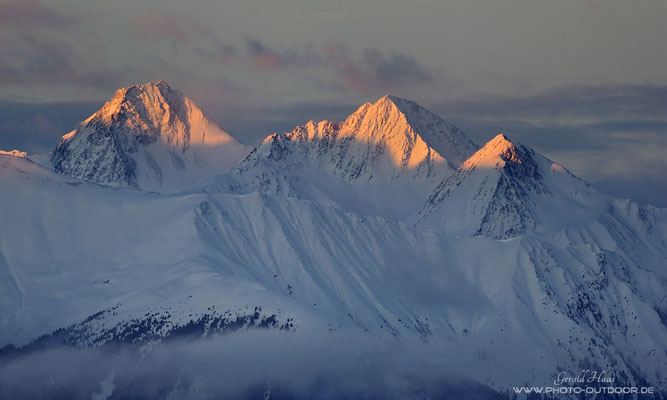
[0,0,73,29]
[324,43,434,92]
[0,331,503,400]
[0,0,125,90]
[0,100,101,153]
[200,38,436,93]
[0,35,125,90]
[431,84,667,206]
[130,12,215,44]
[244,38,313,71]
[438,84,667,123]
[200,43,239,65]
[139,81,667,208]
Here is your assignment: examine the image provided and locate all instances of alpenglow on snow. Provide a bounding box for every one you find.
[0,83,665,396]
[50,81,251,193]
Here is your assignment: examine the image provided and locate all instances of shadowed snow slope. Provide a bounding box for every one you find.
[50,81,251,193]
[1,93,667,395]
[1,151,666,392]
[419,134,605,239]
[226,95,477,220]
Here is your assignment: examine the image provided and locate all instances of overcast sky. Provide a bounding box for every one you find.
[1,0,666,205]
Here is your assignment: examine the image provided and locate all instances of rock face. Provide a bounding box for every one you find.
[1,92,665,396]
[239,95,477,181]
[419,134,602,239]
[50,81,250,193]
[231,95,477,219]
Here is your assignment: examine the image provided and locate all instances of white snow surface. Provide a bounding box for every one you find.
[227,95,477,220]
[0,93,666,392]
[50,81,251,193]
[418,134,606,239]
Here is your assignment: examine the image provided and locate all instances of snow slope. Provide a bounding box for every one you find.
[1,150,665,391]
[1,92,666,394]
[228,95,477,220]
[419,134,605,239]
[50,81,251,193]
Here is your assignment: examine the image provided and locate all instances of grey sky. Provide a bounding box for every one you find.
[0,0,666,205]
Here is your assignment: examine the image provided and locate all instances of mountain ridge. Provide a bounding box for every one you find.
[0,85,665,395]
[228,95,477,219]
[418,133,602,239]
[1,150,665,392]
[50,81,251,193]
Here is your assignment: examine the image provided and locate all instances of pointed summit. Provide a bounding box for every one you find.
[51,81,251,192]
[463,134,530,169]
[372,94,428,115]
[459,134,543,186]
[477,133,515,155]
[341,95,478,167]
[233,95,478,219]
[94,81,194,138]
[243,94,477,180]
[419,134,600,239]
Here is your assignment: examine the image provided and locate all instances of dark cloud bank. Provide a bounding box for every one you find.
[0,100,101,153]
[0,331,503,400]
[241,38,434,92]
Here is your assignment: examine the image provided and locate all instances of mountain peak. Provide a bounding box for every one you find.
[101,81,181,120]
[375,94,413,105]
[484,133,519,155]
[50,82,250,192]
[234,96,478,220]
[420,133,600,239]
[368,95,425,120]
[115,80,174,99]
[362,95,425,127]
[134,79,171,91]
[374,94,405,106]
[487,133,512,147]
[462,133,532,171]
[349,95,443,125]
[340,95,478,168]
[249,95,477,177]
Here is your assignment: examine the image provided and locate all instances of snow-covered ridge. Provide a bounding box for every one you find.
[1,89,666,395]
[376,95,478,167]
[419,134,603,239]
[229,95,477,219]
[241,95,476,178]
[50,81,251,193]
[462,133,539,170]
[1,152,665,392]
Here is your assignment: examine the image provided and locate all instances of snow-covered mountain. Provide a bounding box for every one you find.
[419,134,604,238]
[50,81,251,193]
[228,95,477,219]
[1,91,666,398]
